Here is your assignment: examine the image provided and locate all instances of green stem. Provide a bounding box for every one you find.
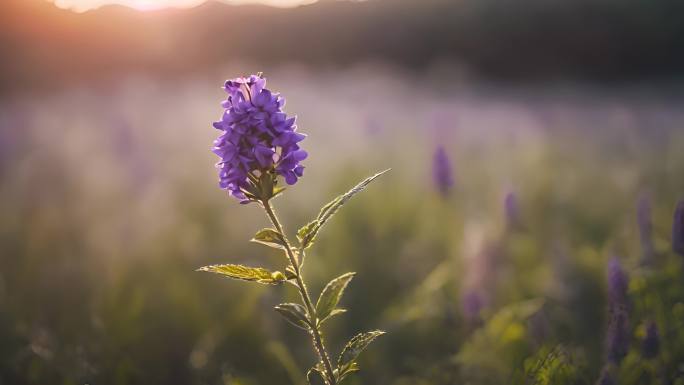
[262,200,338,385]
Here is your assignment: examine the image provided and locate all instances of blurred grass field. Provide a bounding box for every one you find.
[1,66,684,385]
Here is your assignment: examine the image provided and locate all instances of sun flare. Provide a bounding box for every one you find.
[50,0,317,12]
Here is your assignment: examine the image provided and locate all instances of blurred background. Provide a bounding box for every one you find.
[2,0,684,384]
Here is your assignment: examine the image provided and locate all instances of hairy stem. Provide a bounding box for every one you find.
[262,200,338,385]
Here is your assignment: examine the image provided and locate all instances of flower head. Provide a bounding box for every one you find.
[212,74,307,202]
[432,146,454,196]
[673,199,684,256]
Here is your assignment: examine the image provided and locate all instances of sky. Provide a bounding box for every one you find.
[49,0,317,12]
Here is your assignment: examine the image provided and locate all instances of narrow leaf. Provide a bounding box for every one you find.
[251,228,287,250]
[338,362,360,383]
[296,220,317,245]
[298,169,390,249]
[319,308,347,326]
[338,330,386,371]
[318,169,389,224]
[197,264,286,285]
[316,272,355,321]
[274,303,311,330]
[317,196,342,221]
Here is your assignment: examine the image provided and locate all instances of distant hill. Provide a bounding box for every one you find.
[1,0,684,92]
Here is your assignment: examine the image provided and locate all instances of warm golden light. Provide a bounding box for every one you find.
[50,0,317,12]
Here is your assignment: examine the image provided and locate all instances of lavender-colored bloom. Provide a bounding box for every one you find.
[432,146,453,196]
[606,308,629,364]
[504,191,521,228]
[212,75,307,202]
[637,195,655,264]
[607,257,629,310]
[461,290,483,322]
[673,199,684,256]
[641,321,659,359]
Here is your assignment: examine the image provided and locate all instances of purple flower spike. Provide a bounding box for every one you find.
[673,199,684,256]
[432,146,454,196]
[504,191,521,228]
[606,309,629,364]
[461,290,483,323]
[607,257,629,310]
[212,74,307,201]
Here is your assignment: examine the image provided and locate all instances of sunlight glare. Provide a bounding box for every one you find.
[50,0,318,12]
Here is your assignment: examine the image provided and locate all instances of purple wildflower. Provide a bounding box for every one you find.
[504,191,521,228]
[432,146,453,196]
[641,321,659,359]
[606,308,629,364]
[673,199,684,256]
[607,257,629,310]
[605,257,630,364]
[461,290,483,323]
[212,74,307,202]
[637,195,655,264]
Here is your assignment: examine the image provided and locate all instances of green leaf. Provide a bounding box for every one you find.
[337,362,360,383]
[306,366,328,385]
[316,272,356,321]
[251,228,287,250]
[297,220,317,245]
[337,330,385,372]
[197,264,287,285]
[297,169,390,250]
[319,308,347,326]
[274,303,311,330]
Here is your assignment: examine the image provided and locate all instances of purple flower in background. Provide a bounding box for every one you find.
[212,74,307,202]
[607,257,629,309]
[461,290,483,323]
[432,146,453,196]
[606,308,629,364]
[504,191,521,228]
[641,320,659,359]
[637,195,655,264]
[673,199,684,256]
